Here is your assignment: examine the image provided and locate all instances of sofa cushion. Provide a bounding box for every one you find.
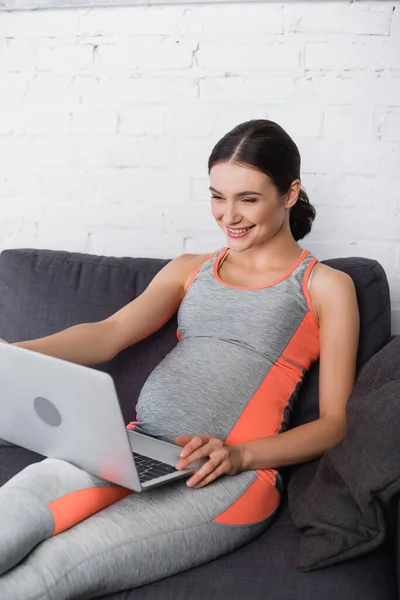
[289,335,400,570]
[0,250,391,428]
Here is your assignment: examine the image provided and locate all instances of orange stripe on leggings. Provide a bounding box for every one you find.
[49,487,131,536]
[213,475,280,525]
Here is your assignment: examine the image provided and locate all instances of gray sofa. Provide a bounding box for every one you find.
[0,248,397,600]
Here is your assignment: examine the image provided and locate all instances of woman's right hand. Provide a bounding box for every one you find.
[0,337,7,343]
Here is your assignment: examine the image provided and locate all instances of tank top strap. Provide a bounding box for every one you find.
[183,248,224,294]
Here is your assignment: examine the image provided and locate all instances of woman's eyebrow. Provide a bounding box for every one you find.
[209,187,263,197]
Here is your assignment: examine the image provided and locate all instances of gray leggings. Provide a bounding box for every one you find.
[0,458,281,599]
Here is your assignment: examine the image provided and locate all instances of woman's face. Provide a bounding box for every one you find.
[210,162,288,252]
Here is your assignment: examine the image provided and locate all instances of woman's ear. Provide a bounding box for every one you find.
[285,179,301,209]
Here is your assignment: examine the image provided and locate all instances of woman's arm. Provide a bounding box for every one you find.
[239,265,360,470]
[13,253,209,366]
[176,265,360,487]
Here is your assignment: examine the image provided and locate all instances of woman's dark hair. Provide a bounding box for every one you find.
[208,119,316,241]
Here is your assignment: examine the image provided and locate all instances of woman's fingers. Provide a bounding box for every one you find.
[174,434,210,462]
[192,464,227,488]
[187,456,227,488]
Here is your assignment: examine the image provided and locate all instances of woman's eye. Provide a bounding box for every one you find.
[211,196,225,202]
[242,198,257,204]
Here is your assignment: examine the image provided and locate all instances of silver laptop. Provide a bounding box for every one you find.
[0,343,204,491]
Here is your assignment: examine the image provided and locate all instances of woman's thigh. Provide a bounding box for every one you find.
[0,469,279,600]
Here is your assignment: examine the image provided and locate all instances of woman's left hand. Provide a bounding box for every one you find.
[174,434,244,488]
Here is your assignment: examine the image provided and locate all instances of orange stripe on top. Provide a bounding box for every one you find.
[49,486,131,536]
[213,475,280,526]
[282,312,319,371]
[226,357,301,444]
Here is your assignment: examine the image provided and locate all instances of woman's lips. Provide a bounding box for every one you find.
[226,225,255,239]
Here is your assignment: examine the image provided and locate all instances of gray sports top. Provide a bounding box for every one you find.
[133,248,320,445]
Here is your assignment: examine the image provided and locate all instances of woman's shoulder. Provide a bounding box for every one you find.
[310,262,357,323]
[176,251,217,272]
[169,251,218,288]
[311,262,355,291]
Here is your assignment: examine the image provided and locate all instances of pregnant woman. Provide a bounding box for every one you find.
[0,119,359,599]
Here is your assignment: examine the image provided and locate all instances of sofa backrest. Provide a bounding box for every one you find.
[0,249,391,425]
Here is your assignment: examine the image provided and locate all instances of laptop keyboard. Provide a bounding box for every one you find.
[132,451,177,483]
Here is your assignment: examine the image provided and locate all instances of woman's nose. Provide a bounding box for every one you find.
[223,202,242,225]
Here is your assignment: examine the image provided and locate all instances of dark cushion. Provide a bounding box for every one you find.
[0,250,391,429]
[289,335,400,571]
[0,445,396,600]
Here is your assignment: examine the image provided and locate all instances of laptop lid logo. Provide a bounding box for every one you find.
[34,397,62,427]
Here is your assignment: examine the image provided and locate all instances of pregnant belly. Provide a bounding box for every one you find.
[135,338,270,443]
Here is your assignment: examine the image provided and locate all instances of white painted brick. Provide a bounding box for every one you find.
[80,77,198,106]
[341,141,400,175]
[211,104,274,140]
[340,174,399,210]
[305,41,387,71]
[0,221,37,250]
[164,105,215,137]
[80,6,180,37]
[88,229,183,259]
[35,221,90,253]
[177,137,213,173]
[35,42,94,73]
[119,106,164,136]
[210,104,323,141]
[0,111,24,135]
[387,28,400,69]
[324,107,374,141]
[376,108,400,141]
[75,198,214,232]
[71,109,118,135]
[336,208,400,241]
[0,74,28,107]
[0,39,36,72]
[166,201,216,231]
[191,176,209,202]
[298,139,343,175]
[183,5,282,36]
[84,168,191,205]
[264,107,323,139]
[283,4,393,36]
[198,42,301,72]
[94,38,195,72]
[300,173,338,208]
[200,77,295,104]
[294,73,400,106]
[75,137,182,168]
[1,1,400,327]
[183,233,225,254]
[26,76,80,107]
[22,108,71,135]
[0,10,82,38]
[0,168,94,201]
[0,137,76,167]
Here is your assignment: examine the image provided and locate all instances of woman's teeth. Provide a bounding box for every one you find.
[227,226,254,238]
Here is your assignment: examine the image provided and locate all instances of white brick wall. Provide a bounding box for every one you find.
[0,1,400,331]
